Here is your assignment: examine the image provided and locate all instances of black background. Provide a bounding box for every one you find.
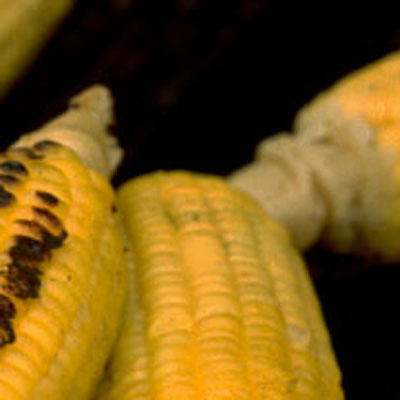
[1,1,400,398]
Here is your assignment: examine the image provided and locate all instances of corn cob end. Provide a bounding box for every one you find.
[10,85,123,178]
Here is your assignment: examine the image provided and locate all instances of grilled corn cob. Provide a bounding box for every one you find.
[0,85,127,399]
[0,0,75,97]
[230,51,400,262]
[96,171,343,400]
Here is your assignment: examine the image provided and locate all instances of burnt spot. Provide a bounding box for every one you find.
[0,318,15,347]
[9,235,48,267]
[111,204,117,213]
[0,174,19,185]
[35,190,59,206]
[33,140,61,151]
[0,185,15,207]
[0,160,28,175]
[3,226,66,301]
[0,294,15,346]
[0,206,68,347]
[33,207,61,229]
[0,294,16,320]
[42,229,68,249]
[16,220,68,250]
[5,263,42,299]
[12,147,43,160]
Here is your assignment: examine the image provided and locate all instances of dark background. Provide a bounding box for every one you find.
[1,1,400,398]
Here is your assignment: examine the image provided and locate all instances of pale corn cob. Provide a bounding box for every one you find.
[0,0,75,97]
[96,171,343,400]
[295,51,400,259]
[229,51,400,262]
[0,86,127,399]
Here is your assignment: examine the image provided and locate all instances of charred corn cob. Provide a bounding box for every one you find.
[96,171,343,400]
[0,0,75,97]
[230,51,400,262]
[0,86,126,399]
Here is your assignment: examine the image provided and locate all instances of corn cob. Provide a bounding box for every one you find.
[294,51,400,259]
[229,51,400,262]
[0,85,127,399]
[0,0,75,98]
[96,171,343,400]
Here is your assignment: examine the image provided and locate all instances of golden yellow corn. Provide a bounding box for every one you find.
[96,171,343,400]
[308,51,400,146]
[0,86,127,399]
[0,0,75,97]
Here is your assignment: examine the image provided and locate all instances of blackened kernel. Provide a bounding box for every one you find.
[33,140,61,151]
[42,229,68,250]
[33,207,61,229]
[15,220,68,251]
[35,191,59,206]
[0,174,19,185]
[0,294,16,319]
[0,185,15,207]
[0,318,15,347]
[5,263,42,299]
[0,160,28,175]
[9,235,47,265]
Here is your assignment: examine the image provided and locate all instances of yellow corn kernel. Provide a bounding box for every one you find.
[330,52,400,130]
[96,171,343,400]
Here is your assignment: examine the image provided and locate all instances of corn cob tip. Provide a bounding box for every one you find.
[69,84,114,127]
[10,85,123,178]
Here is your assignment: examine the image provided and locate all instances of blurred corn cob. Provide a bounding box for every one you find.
[0,0,75,98]
[230,51,400,262]
[95,171,343,400]
[0,85,127,399]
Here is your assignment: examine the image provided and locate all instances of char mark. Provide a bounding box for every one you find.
[0,174,19,185]
[0,294,16,346]
[0,318,15,346]
[0,294,16,319]
[33,207,61,229]
[0,160,28,175]
[4,263,42,299]
[43,229,68,249]
[16,220,68,250]
[0,185,15,207]
[35,190,59,206]
[9,235,48,266]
